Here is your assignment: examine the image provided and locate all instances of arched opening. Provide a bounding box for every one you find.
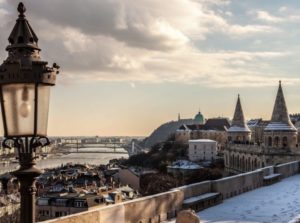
[282,136,288,148]
[228,136,232,142]
[242,156,245,171]
[248,157,251,171]
[274,137,279,147]
[268,137,272,147]
[239,156,242,170]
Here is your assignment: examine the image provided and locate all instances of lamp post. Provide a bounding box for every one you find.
[0,2,59,223]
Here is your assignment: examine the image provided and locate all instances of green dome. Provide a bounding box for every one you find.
[194,111,204,124]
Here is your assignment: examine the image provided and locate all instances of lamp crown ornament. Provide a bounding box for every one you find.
[17,2,26,16]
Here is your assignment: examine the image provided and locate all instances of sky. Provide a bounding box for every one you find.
[0,0,300,136]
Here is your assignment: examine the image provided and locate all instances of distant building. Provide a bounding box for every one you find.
[247,119,269,144]
[118,168,157,192]
[167,160,202,181]
[194,111,205,124]
[175,118,230,151]
[188,139,217,162]
[36,192,103,221]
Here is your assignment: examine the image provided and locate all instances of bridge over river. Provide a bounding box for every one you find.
[58,142,130,154]
[62,150,128,154]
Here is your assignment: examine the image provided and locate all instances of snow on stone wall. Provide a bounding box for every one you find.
[274,161,299,178]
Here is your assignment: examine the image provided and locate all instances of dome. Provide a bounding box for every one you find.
[194,111,204,124]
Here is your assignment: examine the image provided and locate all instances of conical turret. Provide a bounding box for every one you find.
[265,81,296,132]
[228,94,251,133]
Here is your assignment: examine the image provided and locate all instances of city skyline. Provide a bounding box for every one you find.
[1,0,300,136]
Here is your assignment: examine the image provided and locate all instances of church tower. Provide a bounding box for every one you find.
[227,94,251,143]
[264,81,297,149]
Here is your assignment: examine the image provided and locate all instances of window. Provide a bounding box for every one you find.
[55,211,68,217]
[74,201,85,208]
[17,36,24,43]
[39,210,50,216]
[37,198,49,206]
[54,199,67,206]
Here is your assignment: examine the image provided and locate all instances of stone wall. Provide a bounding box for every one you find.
[274,161,299,178]
[42,190,184,223]
[175,181,211,199]
[41,161,300,223]
[211,170,264,199]
[257,166,274,176]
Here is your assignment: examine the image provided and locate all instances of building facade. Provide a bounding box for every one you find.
[175,118,230,151]
[188,139,217,162]
[224,82,300,174]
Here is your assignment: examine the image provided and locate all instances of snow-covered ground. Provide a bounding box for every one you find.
[167,174,300,223]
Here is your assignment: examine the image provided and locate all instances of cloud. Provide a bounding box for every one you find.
[255,10,284,23]
[279,6,288,13]
[0,0,296,88]
[250,8,300,24]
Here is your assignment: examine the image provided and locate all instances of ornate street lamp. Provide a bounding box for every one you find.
[0,3,59,223]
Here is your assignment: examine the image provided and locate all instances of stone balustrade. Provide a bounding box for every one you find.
[41,161,300,223]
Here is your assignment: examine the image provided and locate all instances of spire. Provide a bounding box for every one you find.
[178,113,181,121]
[6,2,40,51]
[228,94,250,132]
[265,81,296,131]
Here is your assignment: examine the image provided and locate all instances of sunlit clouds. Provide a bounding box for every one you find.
[0,0,299,88]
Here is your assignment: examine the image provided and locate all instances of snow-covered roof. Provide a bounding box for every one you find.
[264,122,297,132]
[247,119,260,126]
[167,160,201,170]
[227,126,251,133]
[189,139,216,143]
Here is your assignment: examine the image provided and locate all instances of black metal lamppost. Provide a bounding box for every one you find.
[0,3,59,223]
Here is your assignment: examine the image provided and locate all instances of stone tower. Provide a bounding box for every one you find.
[264,81,297,149]
[227,94,251,143]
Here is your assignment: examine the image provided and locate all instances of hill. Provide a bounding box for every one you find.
[143,119,196,149]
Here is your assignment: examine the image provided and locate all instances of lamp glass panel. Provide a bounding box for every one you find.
[37,85,50,136]
[2,84,35,136]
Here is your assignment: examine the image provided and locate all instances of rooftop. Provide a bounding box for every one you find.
[189,139,216,143]
[167,160,201,170]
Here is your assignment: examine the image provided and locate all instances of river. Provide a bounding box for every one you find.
[0,147,129,174]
